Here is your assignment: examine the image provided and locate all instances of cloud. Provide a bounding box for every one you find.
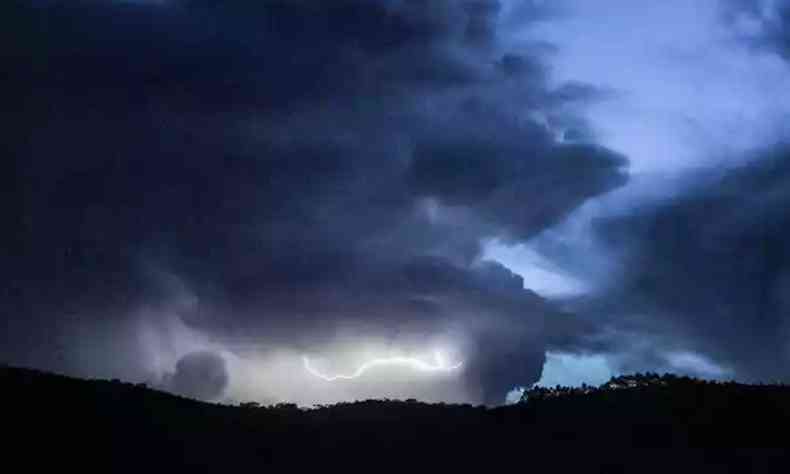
[163,351,229,401]
[725,0,790,58]
[476,0,790,386]
[580,145,790,383]
[2,0,626,403]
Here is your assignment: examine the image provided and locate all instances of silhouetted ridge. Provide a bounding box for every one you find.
[4,366,790,471]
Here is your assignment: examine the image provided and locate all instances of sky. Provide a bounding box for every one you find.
[4,0,790,405]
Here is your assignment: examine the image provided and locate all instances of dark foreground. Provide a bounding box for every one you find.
[4,366,789,472]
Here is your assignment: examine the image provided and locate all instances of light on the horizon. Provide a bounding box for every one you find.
[303,350,463,382]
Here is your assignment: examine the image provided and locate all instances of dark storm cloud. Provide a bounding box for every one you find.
[3,0,626,402]
[583,146,790,382]
[725,0,790,58]
[543,0,790,381]
[163,351,229,401]
[535,0,790,370]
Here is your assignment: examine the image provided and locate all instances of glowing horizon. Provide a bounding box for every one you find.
[303,350,464,382]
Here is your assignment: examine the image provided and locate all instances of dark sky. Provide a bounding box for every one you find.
[4,0,790,404]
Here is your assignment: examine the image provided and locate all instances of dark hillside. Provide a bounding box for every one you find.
[4,366,789,471]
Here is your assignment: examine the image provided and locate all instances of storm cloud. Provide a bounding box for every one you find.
[164,350,229,401]
[550,1,790,384]
[1,0,627,403]
[726,0,790,58]
[581,145,790,383]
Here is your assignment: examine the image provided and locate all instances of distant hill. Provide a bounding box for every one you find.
[3,365,789,471]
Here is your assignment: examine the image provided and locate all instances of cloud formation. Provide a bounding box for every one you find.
[726,0,790,57]
[164,350,229,401]
[2,1,626,403]
[551,5,790,384]
[581,145,790,382]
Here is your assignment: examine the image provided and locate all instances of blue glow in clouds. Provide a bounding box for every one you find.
[505,386,526,404]
[536,351,614,388]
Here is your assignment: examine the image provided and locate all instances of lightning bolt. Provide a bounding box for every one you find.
[303,350,463,381]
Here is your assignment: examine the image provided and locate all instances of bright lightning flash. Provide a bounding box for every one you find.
[303,350,463,381]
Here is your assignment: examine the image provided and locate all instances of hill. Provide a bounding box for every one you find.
[3,365,789,471]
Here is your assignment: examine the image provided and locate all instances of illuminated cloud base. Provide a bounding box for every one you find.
[303,351,463,382]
